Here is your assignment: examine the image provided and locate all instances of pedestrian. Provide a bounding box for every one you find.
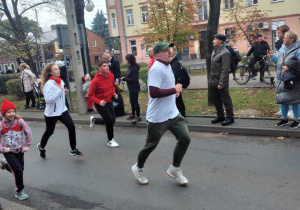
[131,41,191,185]
[19,63,36,109]
[88,60,119,148]
[37,63,83,158]
[244,34,271,81]
[170,46,186,118]
[269,31,300,129]
[102,53,125,117]
[148,47,155,72]
[209,34,234,126]
[121,54,142,123]
[0,99,32,200]
[82,74,94,112]
[226,41,239,74]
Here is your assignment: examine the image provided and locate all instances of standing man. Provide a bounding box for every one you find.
[88,60,119,148]
[209,34,234,126]
[275,25,290,52]
[148,47,155,72]
[244,34,271,81]
[131,41,191,185]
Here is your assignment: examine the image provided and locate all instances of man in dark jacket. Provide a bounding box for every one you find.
[102,53,121,84]
[245,34,271,80]
[209,34,234,126]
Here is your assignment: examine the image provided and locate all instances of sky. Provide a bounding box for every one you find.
[21,1,107,32]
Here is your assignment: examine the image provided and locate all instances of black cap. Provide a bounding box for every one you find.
[254,33,263,38]
[213,34,227,42]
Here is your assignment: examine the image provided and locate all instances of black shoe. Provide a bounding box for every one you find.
[24,105,30,109]
[37,143,46,158]
[70,149,83,157]
[290,121,299,129]
[211,116,225,124]
[276,119,289,127]
[31,105,36,108]
[221,118,234,126]
[87,109,94,112]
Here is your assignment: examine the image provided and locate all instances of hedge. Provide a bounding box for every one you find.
[0,74,20,93]
[6,79,24,99]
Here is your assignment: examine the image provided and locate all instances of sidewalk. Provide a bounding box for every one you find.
[17,111,300,138]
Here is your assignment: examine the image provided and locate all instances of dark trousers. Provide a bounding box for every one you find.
[137,114,190,168]
[211,86,234,118]
[94,102,115,141]
[249,58,264,79]
[40,111,76,150]
[3,152,24,192]
[129,91,140,117]
[176,93,186,118]
[24,90,35,107]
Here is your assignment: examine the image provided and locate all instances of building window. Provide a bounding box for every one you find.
[225,28,236,42]
[126,9,134,25]
[247,0,258,6]
[3,64,8,73]
[224,0,234,10]
[0,65,2,72]
[271,0,283,2]
[130,40,137,56]
[93,40,97,47]
[141,6,148,23]
[198,0,208,21]
[111,13,116,28]
[10,63,15,71]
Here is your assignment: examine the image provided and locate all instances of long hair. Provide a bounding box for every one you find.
[41,63,56,93]
[285,31,298,43]
[125,54,136,67]
[19,63,27,70]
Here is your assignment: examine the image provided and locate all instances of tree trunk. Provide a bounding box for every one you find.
[206,0,221,106]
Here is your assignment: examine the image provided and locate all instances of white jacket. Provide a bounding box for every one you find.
[43,79,68,117]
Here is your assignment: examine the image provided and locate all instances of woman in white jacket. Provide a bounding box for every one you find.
[36,63,83,158]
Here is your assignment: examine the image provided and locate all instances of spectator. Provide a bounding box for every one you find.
[19,63,36,109]
[148,47,155,72]
[226,41,239,74]
[82,74,93,112]
[275,25,290,52]
[244,34,271,81]
[170,46,186,118]
[121,54,141,123]
[269,31,300,129]
[209,34,234,126]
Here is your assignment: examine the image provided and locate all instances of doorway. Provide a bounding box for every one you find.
[199,31,207,59]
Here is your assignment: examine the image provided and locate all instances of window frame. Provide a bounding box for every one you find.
[111,13,116,28]
[271,0,283,2]
[224,0,234,10]
[126,9,134,26]
[246,0,258,6]
[3,64,8,73]
[198,0,208,21]
[141,6,148,23]
[130,40,137,56]
[10,63,15,71]
[93,40,97,47]
[224,27,236,42]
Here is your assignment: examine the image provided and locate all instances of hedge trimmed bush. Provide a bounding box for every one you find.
[90,70,97,80]
[138,62,148,68]
[139,67,148,88]
[6,79,24,99]
[68,69,74,81]
[0,74,19,93]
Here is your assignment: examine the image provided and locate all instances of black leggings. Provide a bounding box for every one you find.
[129,91,140,117]
[40,111,76,150]
[3,152,24,192]
[94,102,115,141]
[24,90,35,107]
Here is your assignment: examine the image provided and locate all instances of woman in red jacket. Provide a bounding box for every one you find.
[88,60,119,148]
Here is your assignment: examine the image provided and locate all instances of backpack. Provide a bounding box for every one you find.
[179,64,190,89]
[234,50,241,62]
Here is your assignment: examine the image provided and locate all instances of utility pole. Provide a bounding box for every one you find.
[34,9,46,68]
[64,0,87,114]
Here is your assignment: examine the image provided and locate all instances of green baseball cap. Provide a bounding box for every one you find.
[153,41,175,55]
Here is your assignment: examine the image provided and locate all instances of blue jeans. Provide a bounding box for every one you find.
[281,104,300,120]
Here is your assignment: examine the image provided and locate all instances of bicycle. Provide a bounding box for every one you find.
[233,55,276,85]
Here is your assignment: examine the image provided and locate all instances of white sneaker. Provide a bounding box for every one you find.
[132,163,148,185]
[90,116,95,129]
[15,190,28,200]
[275,110,282,116]
[107,139,119,148]
[167,165,188,185]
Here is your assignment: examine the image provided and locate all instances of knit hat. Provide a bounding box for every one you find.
[1,99,16,116]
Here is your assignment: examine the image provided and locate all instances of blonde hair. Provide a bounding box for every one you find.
[41,63,57,93]
[85,74,91,81]
[285,31,298,43]
[227,41,234,48]
[26,65,30,70]
[19,63,27,70]
[170,46,178,57]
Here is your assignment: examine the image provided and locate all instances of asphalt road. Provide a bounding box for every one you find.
[1,122,300,210]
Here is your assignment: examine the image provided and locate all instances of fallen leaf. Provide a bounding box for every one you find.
[218,133,224,135]
[291,137,296,139]
[224,132,229,135]
[277,136,285,140]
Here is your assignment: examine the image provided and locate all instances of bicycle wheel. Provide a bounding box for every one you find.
[261,64,276,85]
[234,65,251,85]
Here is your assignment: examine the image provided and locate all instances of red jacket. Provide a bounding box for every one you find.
[88,71,116,104]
